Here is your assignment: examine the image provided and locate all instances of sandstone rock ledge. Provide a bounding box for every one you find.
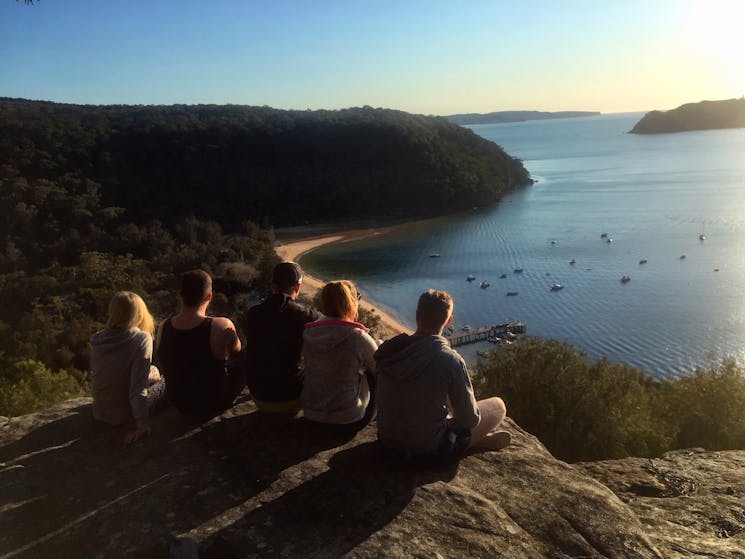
[0,397,738,558]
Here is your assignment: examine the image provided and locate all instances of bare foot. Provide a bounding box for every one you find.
[475,430,512,451]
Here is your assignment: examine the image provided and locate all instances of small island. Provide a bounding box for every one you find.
[630,98,745,134]
[446,110,600,126]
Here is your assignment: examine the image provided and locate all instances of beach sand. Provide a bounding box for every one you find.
[275,232,413,336]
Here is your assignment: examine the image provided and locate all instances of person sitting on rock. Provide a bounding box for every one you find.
[156,269,243,416]
[301,280,378,433]
[91,291,167,443]
[241,261,320,413]
[375,289,511,463]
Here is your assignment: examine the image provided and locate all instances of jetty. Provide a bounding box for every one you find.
[445,321,525,347]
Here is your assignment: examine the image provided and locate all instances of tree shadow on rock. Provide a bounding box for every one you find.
[201,441,459,558]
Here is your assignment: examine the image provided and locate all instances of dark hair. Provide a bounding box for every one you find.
[180,269,212,307]
[417,289,453,329]
[272,261,303,289]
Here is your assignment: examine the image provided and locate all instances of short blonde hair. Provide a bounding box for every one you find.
[106,291,155,336]
[320,280,358,321]
[416,290,453,330]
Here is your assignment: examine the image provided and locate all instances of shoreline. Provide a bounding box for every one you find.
[275,228,414,336]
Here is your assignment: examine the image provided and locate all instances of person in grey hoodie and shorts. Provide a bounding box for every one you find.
[375,289,510,464]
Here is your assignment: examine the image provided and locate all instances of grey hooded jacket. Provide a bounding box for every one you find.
[301,318,378,424]
[375,334,480,454]
[90,328,153,426]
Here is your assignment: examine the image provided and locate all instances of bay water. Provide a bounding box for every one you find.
[302,113,745,378]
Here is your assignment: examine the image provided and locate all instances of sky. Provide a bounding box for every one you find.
[1,0,743,115]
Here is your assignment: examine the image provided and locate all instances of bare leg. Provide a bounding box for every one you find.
[468,397,509,449]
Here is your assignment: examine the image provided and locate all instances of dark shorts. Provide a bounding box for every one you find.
[380,421,472,467]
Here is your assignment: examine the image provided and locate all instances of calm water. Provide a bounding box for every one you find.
[302,113,745,377]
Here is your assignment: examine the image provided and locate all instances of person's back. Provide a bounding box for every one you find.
[376,333,478,454]
[158,316,230,415]
[157,270,242,416]
[242,262,319,409]
[376,289,510,462]
[301,280,378,430]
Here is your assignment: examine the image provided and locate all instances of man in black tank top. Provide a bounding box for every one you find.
[156,270,243,416]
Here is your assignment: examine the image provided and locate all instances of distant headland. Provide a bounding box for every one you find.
[630,98,745,134]
[446,110,601,126]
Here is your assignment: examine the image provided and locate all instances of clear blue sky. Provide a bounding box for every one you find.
[1,0,743,114]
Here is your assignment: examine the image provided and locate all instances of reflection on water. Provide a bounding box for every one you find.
[302,114,745,378]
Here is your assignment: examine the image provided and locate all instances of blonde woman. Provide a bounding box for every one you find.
[301,280,378,432]
[91,291,166,443]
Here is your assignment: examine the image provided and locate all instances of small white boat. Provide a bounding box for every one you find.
[480,281,490,289]
[550,239,557,245]
[466,275,476,282]
[699,234,706,241]
[550,284,564,291]
[620,275,631,283]
[606,237,613,243]
[462,325,472,332]
[429,253,441,258]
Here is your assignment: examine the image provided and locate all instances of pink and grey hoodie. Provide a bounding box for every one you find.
[301,317,378,425]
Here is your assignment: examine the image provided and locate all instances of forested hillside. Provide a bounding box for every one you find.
[630,98,745,134]
[0,99,532,228]
[0,98,530,415]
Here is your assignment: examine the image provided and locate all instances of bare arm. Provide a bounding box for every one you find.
[211,317,241,360]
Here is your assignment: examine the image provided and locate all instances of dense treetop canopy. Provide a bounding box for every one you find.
[0,98,531,228]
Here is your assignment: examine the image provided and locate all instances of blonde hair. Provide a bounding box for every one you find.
[106,291,155,336]
[320,280,358,321]
[416,289,453,330]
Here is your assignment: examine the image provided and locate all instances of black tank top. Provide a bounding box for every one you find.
[158,317,227,415]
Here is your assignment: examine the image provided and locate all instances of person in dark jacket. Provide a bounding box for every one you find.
[241,261,320,413]
[156,270,243,416]
[375,289,511,463]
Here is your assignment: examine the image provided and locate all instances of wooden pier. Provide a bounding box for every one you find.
[444,321,525,348]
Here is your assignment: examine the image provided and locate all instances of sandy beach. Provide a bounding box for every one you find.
[275,231,413,336]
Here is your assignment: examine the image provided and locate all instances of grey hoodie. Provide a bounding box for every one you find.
[375,334,480,454]
[90,328,153,426]
[301,318,378,424]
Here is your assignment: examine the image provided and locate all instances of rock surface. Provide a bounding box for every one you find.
[578,449,745,558]
[0,397,737,558]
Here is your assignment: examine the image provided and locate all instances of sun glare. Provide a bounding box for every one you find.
[686,1,745,93]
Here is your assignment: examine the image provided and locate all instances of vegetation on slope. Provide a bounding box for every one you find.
[475,337,745,461]
[630,98,745,134]
[0,98,532,229]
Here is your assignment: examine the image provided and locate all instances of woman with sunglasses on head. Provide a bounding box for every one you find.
[301,280,378,434]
